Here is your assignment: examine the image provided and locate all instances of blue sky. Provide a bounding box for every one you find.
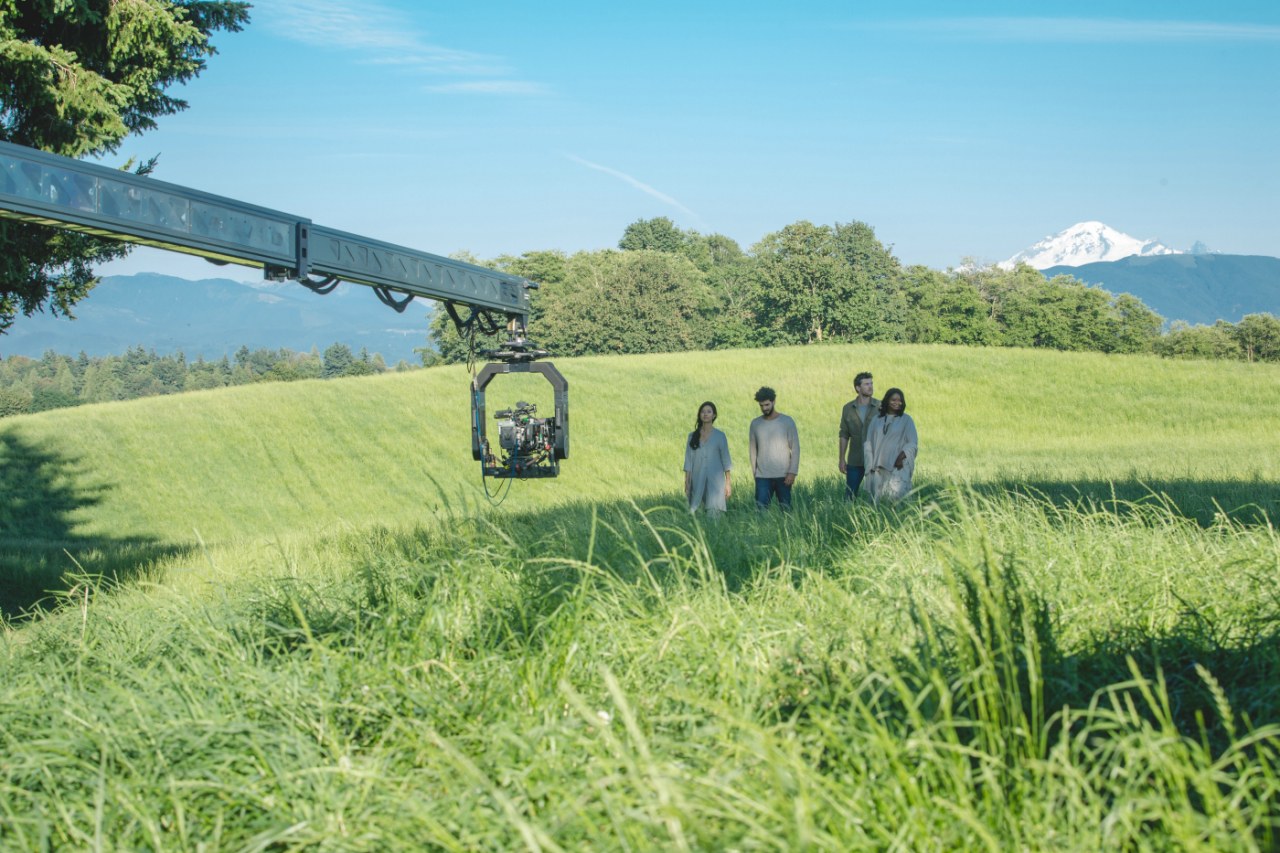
[98,0,1280,281]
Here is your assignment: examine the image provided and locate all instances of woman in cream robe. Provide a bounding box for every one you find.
[863,388,917,504]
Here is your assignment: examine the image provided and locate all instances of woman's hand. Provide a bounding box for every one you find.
[894,451,907,470]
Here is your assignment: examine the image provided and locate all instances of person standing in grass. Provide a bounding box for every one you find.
[863,387,917,505]
[838,371,880,501]
[684,401,732,515]
[749,386,800,510]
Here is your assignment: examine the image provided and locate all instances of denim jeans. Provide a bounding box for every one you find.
[754,477,792,510]
[844,466,865,501]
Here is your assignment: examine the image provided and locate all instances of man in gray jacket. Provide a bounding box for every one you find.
[749,386,800,510]
[838,371,879,501]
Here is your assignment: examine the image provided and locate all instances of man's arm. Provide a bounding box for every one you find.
[837,404,850,474]
[784,417,800,486]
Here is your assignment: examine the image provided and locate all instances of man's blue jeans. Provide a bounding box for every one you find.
[755,477,792,510]
[845,466,865,501]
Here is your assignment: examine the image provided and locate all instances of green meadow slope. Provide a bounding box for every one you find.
[3,342,1278,548]
[3,344,1280,849]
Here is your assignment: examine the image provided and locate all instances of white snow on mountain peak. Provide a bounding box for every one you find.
[1001,221,1183,270]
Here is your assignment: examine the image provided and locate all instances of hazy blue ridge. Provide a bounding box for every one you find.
[0,274,433,362]
[1043,254,1280,326]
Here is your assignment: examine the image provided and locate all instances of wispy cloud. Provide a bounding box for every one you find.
[423,81,551,96]
[257,0,547,93]
[565,154,704,225]
[860,17,1280,43]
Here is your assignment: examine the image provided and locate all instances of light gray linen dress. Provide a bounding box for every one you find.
[684,428,732,513]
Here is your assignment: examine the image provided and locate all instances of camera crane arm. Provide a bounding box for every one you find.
[0,139,533,325]
[0,139,568,481]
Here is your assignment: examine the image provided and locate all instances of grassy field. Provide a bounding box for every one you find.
[3,343,1280,849]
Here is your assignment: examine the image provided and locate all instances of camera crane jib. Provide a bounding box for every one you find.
[0,140,568,481]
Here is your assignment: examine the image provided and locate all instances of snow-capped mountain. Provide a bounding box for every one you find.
[1002,221,1182,270]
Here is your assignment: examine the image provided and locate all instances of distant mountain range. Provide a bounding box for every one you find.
[1042,254,1280,326]
[0,274,433,363]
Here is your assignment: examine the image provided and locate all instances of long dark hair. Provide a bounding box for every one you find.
[879,388,906,416]
[689,401,718,449]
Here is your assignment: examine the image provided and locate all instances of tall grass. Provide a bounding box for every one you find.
[3,490,1280,848]
[3,343,1280,847]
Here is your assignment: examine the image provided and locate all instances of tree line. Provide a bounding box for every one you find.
[7,215,1277,420]
[0,343,403,418]
[431,217,1280,365]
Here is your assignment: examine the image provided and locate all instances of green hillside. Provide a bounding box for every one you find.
[5,338,1279,621]
[3,342,1277,547]
[4,344,1280,849]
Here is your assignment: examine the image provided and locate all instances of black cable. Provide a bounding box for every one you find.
[373,286,414,312]
[298,275,340,294]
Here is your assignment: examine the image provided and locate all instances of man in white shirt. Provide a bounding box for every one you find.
[749,386,800,510]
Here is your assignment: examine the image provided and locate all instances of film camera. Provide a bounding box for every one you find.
[493,401,555,467]
[472,361,568,480]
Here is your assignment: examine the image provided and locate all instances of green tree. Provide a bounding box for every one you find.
[831,220,907,340]
[619,217,744,274]
[79,359,122,403]
[619,217,685,254]
[900,266,998,345]
[0,384,32,417]
[533,250,712,356]
[1234,313,1280,363]
[749,221,904,344]
[29,381,77,412]
[1155,321,1243,361]
[749,222,846,344]
[1105,293,1163,354]
[322,343,355,378]
[704,257,758,349]
[0,0,250,332]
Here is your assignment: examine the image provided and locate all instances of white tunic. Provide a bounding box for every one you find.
[863,413,918,504]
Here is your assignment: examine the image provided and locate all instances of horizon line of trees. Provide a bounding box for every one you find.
[0,343,410,418]
[431,216,1280,366]
[5,217,1278,420]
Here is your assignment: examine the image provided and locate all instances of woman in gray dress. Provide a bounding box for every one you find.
[684,401,732,514]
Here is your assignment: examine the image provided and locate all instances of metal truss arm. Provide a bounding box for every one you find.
[0,140,532,318]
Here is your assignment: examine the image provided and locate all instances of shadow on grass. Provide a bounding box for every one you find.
[0,429,188,621]
[477,481,1280,746]
[219,472,1280,779]
[487,473,1278,593]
